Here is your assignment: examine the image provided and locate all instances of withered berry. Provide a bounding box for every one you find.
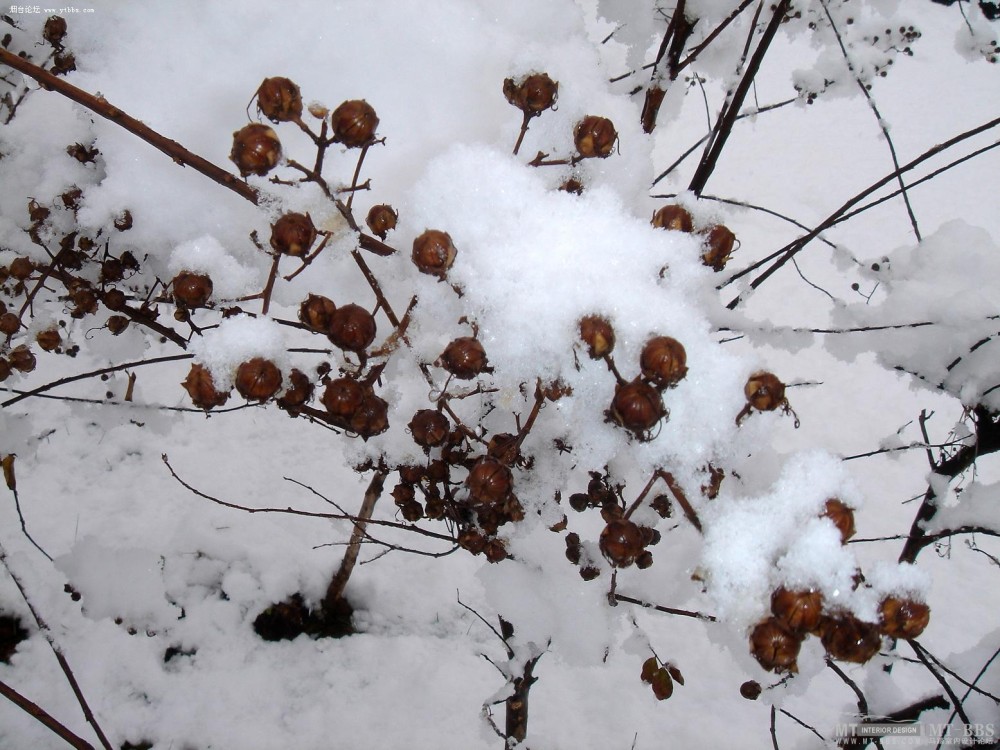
[349,392,390,439]
[321,377,365,418]
[230,124,281,177]
[408,409,450,448]
[235,358,283,402]
[640,336,688,388]
[172,272,213,309]
[9,257,34,281]
[458,529,488,555]
[574,115,617,159]
[298,294,337,332]
[43,16,68,47]
[819,615,882,664]
[749,617,802,673]
[328,303,377,353]
[579,315,614,359]
[439,337,488,379]
[701,225,737,271]
[565,532,582,564]
[771,587,824,633]
[580,565,601,581]
[744,371,786,412]
[114,210,133,232]
[412,230,457,277]
[8,346,35,373]
[106,315,129,335]
[276,368,313,410]
[270,212,316,257]
[100,258,124,284]
[652,205,694,232]
[635,550,654,569]
[182,364,230,410]
[740,681,762,700]
[487,433,521,464]
[365,204,398,239]
[467,457,514,505]
[484,539,508,563]
[102,289,127,312]
[69,288,99,318]
[330,100,379,148]
[36,328,62,352]
[256,77,303,123]
[879,596,930,640]
[0,313,21,336]
[599,519,645,568]
[610,380,666,435]
[821,498,856,543]
[503,73,558,115]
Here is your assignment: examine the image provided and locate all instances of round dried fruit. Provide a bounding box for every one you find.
[102,289,127,312]
[8,346,35,373]
[349,392,390,438]
[484,539,508,563]
[298,294,337,331]
[106,315,129,335]
[182,364,230,410]
[610,380,666,435]
[565,532,582,564]
[365,204,398,239]
[408,409,450,448]
[879,597,930,640]
[771,587,824,633]
[43,15,67,47]
[321,377,365,418]
[256,77,303,123]
[172,272,213,309]
[412,230,457,277]
[330,100,379,148]
[235,358,282,402]
[574,115,617,159]
[819,615,882,664]
[740,680,762,701]
[467,457,514,505]
[276,368,313,410]
[821,498,856,543]
[439,337,488,379]
[640,336,688,387]
[36,328,62,352]
[269,212,316,257]
[579,315,614,359]
[651,205,694,232]
[701,225,737,271]
[9,257,34,281]
[0,313,19,336]
[230,123,281,177]
[749,617,802,673]
[744,371,786,412]
[458,529,488,555]
[503,73,558,115]
[328,304,377,353]
[599,519,645,568]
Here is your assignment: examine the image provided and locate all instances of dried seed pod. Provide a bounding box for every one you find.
[269,212,316,257]
[560,177,584,194]
[565,532,582,564]
[330,100,379,148]
[349,391,390,439]
[0,313,20,336]
[484,539,508,563]
[100,258,124,284]
[51,52,76,76]
[640,336,688,388]
[412,229,457,277]
[439,337,488,379]
[276,368,313,409]
[408,409,450,448]
[487,432,520,464]
[740,680,762,700]
[503,72,558,115]
[821,498,856,543]
[635,550,654,569]
[36,328,62,352]
[400,500,424,523]
[8,346,35,373]
[298,294,337,331]
[43,16,67,47]
[458,529,488,555]
[879,597,930,640]
[102,289,127,312]
[771,587,824,633]
[574,115,617,159]
[744,371,786,412]
[69,288,98,318]
[819,615,882,664]
[9,257,34,281]
[114,210,133,232]
[610,380,667,435]
[328,303,377,353]
[579,565,600,581]
[365,204,398,239]
[27,200,49,224]
[0,359,10,382]
[392,483,416,506]
[321,377,365,418]
[230,123,281,177]
[106,315,129,335]
[749,617,802,673]
[651,205,694,232]
[467,457,514,505]
[172,272,213,309]
[182,364,230,410]
[579,315,614,359]
[398,465,425,484]
[256,77,303,123]
[235,358,282,402]
[568,493,590,512]
[701,225,737,271]
[599,519,645,568]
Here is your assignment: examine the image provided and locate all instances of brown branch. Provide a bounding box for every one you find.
[612,593,717,622]
[324,468,387,611]
[0,678,97,750]
[908,640,972,727]
[0,48,259,205]
[505,652,543,744]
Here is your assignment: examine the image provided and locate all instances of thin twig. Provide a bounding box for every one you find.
[324,468,387,610]
[909,640,972,727]
[0,678,97,750]
[612,593,717,622]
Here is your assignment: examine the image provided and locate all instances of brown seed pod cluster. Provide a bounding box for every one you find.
[649,204,738,271]
[230,123,281,177]
[320,377,389,440]
[255,77,303,123]
[503,73,559,116]
[182,364,230,411]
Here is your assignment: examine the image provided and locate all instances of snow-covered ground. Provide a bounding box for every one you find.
[0,1,998,748]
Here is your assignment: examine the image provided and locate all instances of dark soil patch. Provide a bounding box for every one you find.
[252,594,355,642]
[0,612,28,663]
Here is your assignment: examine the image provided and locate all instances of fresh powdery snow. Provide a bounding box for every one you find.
[0,1,999,749]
